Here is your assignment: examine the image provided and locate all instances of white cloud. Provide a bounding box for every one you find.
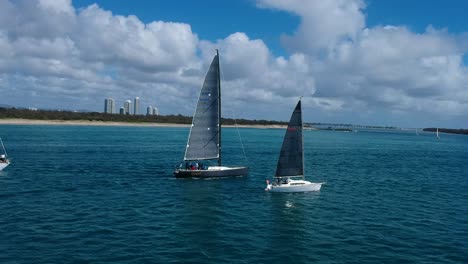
[8,0,76,39]
[257,0,468,126]
[258,0,366,53]
[0,0,467,127]
[314,26,468,118]
[197,32,316,117]
[76,5,199,72]
[0,0,202,113]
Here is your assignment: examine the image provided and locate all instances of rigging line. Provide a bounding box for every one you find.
[231,110,249,164]
[218,51,248,164]
[0,137,7,157]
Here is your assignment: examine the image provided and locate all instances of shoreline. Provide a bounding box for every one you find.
[0,118,287,129]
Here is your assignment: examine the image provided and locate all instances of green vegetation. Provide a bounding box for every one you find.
[306,122,398,130]
[0,107,287,126]
[5,108,464,136]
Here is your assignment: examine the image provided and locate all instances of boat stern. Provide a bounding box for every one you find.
[0,160,9,171]
[265,179,272,191]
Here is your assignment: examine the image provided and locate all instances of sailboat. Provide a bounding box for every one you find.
[265,99,323,192]
[173,50,249,178]
[436,128,440,139]
[0,137,10,171]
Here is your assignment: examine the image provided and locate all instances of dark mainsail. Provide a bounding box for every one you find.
[184,52,220,161]
[275,100,304,177]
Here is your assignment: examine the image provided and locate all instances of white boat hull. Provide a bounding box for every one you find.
[265,179,323,193]
[0,162,9,171]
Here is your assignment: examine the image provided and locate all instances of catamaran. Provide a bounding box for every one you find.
[0,137,10,171]
[265,99,323,192]
[173,50,248,178]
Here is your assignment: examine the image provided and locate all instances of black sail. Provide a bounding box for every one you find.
[275,100,304,177]
[184,53,220,161]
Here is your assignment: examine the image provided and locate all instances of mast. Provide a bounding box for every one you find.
[217,49,222,166]
[300,98,304,179]
[0,137,7,157]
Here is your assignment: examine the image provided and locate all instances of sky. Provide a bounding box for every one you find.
[1,0,468,128]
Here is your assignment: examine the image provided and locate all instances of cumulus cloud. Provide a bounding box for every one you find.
[200,33,315,103]
[258,0,366,53]
[0,0,467,127]
[0,0,202,113]
[257,0,468,126]
[326,26,467,124]
[76,5,199,72]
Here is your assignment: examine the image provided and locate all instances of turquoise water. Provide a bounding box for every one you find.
[0,125,467,263]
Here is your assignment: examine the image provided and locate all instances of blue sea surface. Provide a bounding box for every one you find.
[0,125,467,263]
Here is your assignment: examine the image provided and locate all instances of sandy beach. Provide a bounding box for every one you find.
[0,118,287,129]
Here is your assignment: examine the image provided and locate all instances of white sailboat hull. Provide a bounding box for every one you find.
[265,179,323,193]
[0,162,9,171]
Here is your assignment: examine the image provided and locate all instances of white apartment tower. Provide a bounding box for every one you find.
[134,97,140,115]
[153,107,159,116]
[104,98,115,114]
[124,100,132,115]
[147,106,153,116]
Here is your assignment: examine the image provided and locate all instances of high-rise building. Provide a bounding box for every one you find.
[124,100,132,115]
[119,107,125,115]
[147,106,153,116]
[104,98,115,114]
[134,97,140,115]
[153,107,159,116]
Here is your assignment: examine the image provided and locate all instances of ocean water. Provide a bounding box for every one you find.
[0,125,467,263]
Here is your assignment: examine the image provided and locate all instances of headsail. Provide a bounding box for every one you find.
[184,53,220,161]
[275,100,304,177]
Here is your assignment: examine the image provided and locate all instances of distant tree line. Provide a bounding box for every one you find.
[3,108,465,134]
[423,128,468,135]
[307,122,398,130]
[0,107,287,126]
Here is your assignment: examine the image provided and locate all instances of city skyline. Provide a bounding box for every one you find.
[1,1,468,128]
[104,97,158,116]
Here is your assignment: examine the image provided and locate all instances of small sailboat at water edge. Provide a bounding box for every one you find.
[0,137,11,171]
[265,99,324,192]
[173,50,248,178]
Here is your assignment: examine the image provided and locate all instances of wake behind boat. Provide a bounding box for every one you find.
[0,137,10,171]
[265,100,323,192]
[174,50,248,178]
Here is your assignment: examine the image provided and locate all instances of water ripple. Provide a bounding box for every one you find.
[0,126,467,263]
